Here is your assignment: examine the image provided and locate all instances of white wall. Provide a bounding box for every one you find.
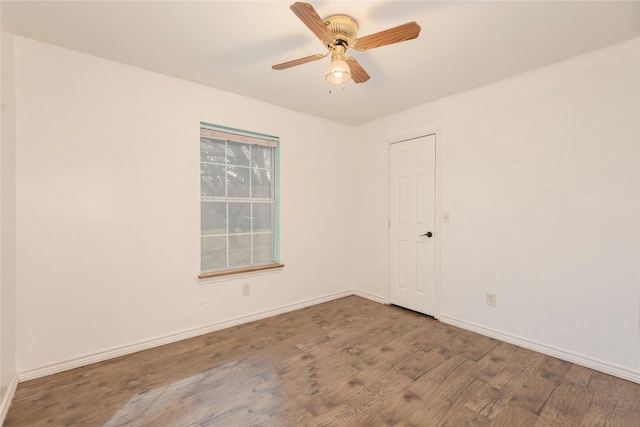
[14,38,358,376]
[0,4,18,421]
[356,39,640,378]
[11,34,640,384]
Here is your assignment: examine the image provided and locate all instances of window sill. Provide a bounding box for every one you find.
[198,263,285,279]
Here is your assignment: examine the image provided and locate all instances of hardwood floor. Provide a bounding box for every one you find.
[6,296,640,426]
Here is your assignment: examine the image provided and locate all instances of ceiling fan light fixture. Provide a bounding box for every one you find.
[325,58,351,84]
[273,3,420,85]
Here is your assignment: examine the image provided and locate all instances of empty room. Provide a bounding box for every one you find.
[1,1,639,425]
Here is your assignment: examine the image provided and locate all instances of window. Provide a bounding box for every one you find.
[199,123,282,278]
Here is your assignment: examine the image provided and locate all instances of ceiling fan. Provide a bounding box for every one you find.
[272,2,421,85]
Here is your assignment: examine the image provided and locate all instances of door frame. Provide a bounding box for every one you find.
[386,130,442,319]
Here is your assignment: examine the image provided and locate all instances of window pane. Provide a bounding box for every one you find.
[227,166,250,198]
[201,202,226,236]
[200,138,226,163]
[252,145,272,169]
[227,141,250,166]
[251,169,272,199]
[201,163,226,197]
[200,125,278,274]
[252,203,272,232]
[201,236,227,271]
[229,234,251,267]
[253,233,273,264]
[228,203,251,234]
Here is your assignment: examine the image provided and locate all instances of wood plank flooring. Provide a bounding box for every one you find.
[6,296,640,426]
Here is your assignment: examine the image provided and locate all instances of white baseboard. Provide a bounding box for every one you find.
[0,373,18,425]
[438,314,640,385]
[352,289,386,304]
[19,290,352,382]
[18,294,640,386]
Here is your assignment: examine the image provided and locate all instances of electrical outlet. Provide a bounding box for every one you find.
[486,293,496,307]
[242,283,250,296]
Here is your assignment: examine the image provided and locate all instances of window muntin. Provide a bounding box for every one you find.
[200,123,279,276]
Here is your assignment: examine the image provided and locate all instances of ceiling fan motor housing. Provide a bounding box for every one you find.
[324,15,358,48]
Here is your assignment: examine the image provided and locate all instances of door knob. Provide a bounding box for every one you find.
[419,232,433,238]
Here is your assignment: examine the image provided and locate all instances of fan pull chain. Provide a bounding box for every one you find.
[327,83,347,94]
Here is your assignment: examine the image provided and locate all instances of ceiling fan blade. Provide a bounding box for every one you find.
[272,53,327,70]
[345,57,370,84]
[290,2,334,45]
[352,22,421,51]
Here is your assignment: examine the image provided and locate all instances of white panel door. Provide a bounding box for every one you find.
[389,135,436,315]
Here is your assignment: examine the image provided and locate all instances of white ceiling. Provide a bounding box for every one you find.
[3,1,639,125]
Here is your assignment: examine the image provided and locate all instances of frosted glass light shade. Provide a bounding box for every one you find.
[325,59,351,84]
